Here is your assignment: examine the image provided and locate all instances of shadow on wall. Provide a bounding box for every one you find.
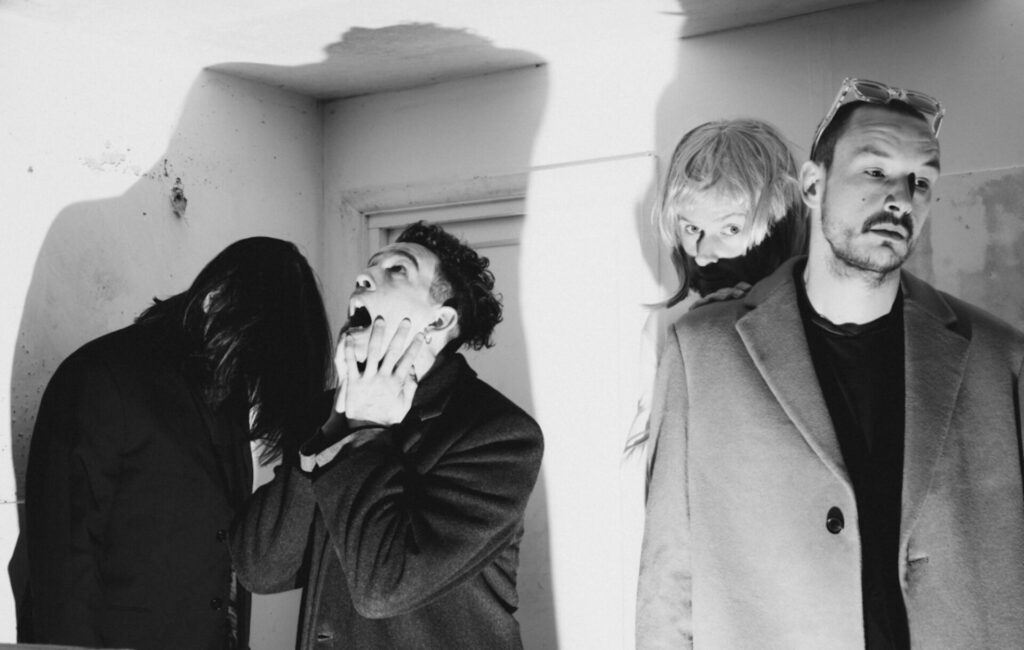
[6,69,325,639]
[220,24,557,649]
[216,24,555,649]
[8,22,558,650]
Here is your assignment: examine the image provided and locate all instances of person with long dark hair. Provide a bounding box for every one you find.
[22,237,333,650]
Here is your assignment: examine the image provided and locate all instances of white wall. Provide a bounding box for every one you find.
[657,0,1024,174]
[1,11,324,639]
[320,13,676,647]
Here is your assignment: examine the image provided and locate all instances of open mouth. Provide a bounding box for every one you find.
[347,304,373,331]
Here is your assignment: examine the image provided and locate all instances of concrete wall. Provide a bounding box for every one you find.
[1,11,324,639]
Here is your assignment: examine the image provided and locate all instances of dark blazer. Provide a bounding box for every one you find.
[23,321,252,650]
[231,353,544,650]
[637,257,1024,649]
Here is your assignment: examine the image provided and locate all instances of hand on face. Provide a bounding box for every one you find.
[335,317,430,426]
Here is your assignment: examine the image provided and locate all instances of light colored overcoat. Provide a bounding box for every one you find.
[637,257,1024,649]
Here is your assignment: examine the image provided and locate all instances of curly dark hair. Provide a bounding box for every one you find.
[396,221,503,350]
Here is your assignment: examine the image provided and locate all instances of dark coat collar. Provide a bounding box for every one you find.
[409,352,476,422]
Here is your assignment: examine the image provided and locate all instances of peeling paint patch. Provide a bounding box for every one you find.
[170,177,188,218]
[80,143,144,176]
[910,167,1024,330]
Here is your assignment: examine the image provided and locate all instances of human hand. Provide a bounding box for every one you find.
[689,282,752,310]
[339,317,424,426]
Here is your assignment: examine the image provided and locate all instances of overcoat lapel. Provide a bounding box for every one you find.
[735,261,851,488]
[900,271,970,535]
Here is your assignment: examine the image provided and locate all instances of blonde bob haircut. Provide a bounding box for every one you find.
[658,118,802,249]
[656,119,806,305]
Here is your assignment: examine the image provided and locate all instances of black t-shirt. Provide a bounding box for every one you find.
[797,268,910,650]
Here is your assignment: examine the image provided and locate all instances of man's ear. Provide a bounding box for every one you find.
[427,306,458,337]
[800,160,824,210]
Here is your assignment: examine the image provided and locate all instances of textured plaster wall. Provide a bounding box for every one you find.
[1,13,323,639]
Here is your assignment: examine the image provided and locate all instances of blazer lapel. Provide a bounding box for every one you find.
[735,260,851,488]
[900,271,970,535]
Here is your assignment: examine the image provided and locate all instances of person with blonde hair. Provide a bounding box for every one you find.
[625,118,808,458]
[621,118,807,641]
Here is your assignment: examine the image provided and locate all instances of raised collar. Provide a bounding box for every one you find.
[408,352,475,422]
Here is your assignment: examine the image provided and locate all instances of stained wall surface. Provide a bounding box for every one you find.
[2,13,324,639]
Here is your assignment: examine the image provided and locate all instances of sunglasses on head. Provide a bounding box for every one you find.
[811,77,945,156]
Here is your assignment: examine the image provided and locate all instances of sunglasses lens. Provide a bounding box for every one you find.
[904,92,940,116]
[854,81,891,102]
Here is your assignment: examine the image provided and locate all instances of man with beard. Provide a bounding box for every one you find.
[637,79,1024,649]
[21,237,334,650]
[231,221,543,649]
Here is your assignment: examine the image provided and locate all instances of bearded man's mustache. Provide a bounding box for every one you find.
[862,211,914,239]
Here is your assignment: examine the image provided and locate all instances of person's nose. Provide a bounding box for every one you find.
[694,236,720,266]
[354,271,375,291]
[886,177,914,217]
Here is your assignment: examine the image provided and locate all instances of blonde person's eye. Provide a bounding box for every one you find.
[722,224,743,236]
[681,223,701,236]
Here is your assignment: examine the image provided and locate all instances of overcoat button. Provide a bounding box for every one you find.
[216,529,228,541]
[826,507,845,534]
[210,598,223,610]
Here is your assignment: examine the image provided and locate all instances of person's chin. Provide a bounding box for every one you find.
[345,329,371,361]
[838,245,908,275]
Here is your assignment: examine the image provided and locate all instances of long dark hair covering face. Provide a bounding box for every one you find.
[137,237,334,461]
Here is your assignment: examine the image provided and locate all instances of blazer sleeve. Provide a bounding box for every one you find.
[636,327,694,649]
[310,408,543,619]
[25,354,125,645]
[229,458,316,594]
[230,389,333,593]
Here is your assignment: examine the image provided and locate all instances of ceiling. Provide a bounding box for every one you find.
[672,0,875,38]
[5,0,875,100]
[214,23,546,100]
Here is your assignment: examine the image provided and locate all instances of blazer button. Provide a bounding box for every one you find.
[216,529,228,542]
[826,507,845,534]
[210,598,223,610]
